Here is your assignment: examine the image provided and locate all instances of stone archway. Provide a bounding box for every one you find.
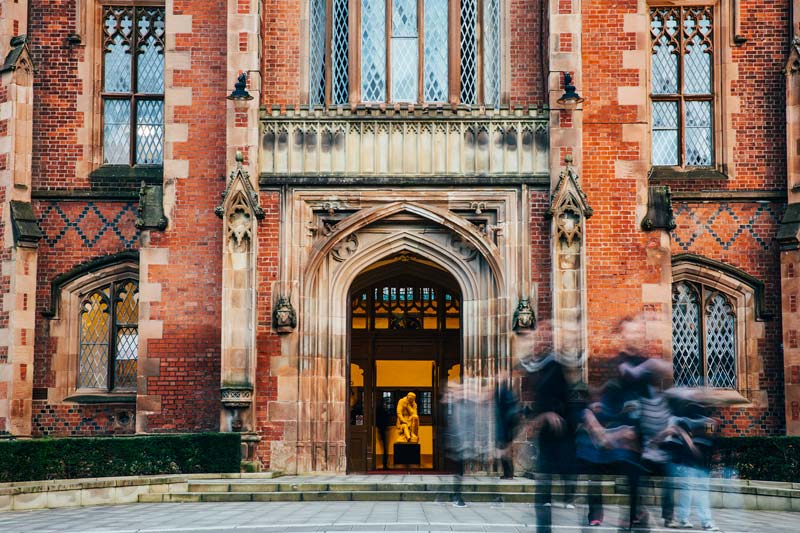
[268,189,528,474]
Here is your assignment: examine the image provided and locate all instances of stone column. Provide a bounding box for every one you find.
[0,6,39,437]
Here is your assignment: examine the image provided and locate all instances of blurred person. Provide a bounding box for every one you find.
[375,397,391,469]
[494,370,521,479]
[663,400,720,531]
[522,321,581,533]
[443,378,485,507]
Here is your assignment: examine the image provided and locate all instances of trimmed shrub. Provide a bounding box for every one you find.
[716,436,800,482]
[0,433,241,482]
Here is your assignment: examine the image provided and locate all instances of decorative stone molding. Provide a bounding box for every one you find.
[268,189,526,473]
[273,296,297,334]
[547,161,592,360]
[221,386,254,409]
[260,107,549,179]
[512,299,535,330]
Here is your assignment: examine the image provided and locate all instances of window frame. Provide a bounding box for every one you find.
[648,1,723,173]
[672,280,737,389]
[311,0,501,107]
[77,278,140,393]
[99,1,165,168]
[49,260,140,403]
[671,258,762,403]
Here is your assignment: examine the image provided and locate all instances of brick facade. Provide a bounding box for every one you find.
[0,0,795,469]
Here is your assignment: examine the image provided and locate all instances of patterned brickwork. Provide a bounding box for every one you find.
[671,201,785,435]
[31,402,135,437]
[32,200,139,392]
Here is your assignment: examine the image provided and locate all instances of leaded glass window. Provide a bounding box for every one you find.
[78,279,139,391]
[650,6,713,167]
[350,280,460,331]
[102,4,164,166]
[672,281,736,389]
[310,0,500,106]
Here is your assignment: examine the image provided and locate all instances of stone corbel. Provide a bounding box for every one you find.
[512,298,536,330]
[641,185,677,231]
[221,385,254,433]
[273,296,297,333]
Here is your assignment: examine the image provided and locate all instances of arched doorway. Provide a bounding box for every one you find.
[347,254,461,473]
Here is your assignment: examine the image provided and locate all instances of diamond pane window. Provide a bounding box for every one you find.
[309,0,328,106]
[313,0,497,106]
[392,0,419,102]
[671,281,737,389]
[102,4,164,166]
[483,0,501,106]
[650,6,713,168]
[79,279,139,391]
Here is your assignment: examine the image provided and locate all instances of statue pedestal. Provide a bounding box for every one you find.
[393,443,420,466]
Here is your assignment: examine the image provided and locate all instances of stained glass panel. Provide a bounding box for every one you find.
[362,0,386,102]
[423,0,448,102]
[652,101,678,166]
[650,9,679,95]
[79,292,111,389]
[483,0,501,106]
[672,282,702,387]
[104,8,133,93]
[685,101,712,166]
[332,0,349,105]
[136,100,164,164]
[683,8,713,95]
[460,0,477,105]
[705,293,736,389]
[103,99,131,165]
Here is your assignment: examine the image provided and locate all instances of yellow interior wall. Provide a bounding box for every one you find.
[375,360,433,387]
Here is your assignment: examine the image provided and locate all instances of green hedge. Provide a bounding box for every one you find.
[0,433,241,482]
[716,437,800,482]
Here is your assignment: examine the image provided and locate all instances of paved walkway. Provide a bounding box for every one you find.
[0,501,797,532]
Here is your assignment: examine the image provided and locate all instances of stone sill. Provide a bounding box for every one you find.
[63,393,136,405]
[649,167,728,181]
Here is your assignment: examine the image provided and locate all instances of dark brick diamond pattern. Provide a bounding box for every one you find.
[38,202,139,249]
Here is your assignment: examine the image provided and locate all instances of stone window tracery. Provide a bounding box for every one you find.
[102,3,165,166]
[309,0,501,106]
[650,5,713,167]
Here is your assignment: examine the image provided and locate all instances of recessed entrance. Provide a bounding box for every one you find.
[347,255,461,473]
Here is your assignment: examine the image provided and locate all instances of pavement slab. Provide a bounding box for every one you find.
[0,501,797,532]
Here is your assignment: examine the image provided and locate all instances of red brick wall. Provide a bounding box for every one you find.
[581,1,648,385]
[254,191,280,467]
[261,0,302,106]
[29,1,86,191]
[140,0,228,432]
[509,0,546,105]
[582,0,788,434]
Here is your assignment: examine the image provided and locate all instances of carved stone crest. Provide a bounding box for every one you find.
[273,296,297,333]
[513,298,536,330]
[332,233,359,261]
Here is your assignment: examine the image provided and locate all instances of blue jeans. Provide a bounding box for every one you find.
[670,463,713,525]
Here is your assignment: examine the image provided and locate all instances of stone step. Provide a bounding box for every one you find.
[185,480,617,495]
[140,490,630,504]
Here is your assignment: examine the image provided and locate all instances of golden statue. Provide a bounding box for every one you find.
[396,392,420,443]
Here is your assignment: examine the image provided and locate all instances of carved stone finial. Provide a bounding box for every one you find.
[564,154,574,166]
[235,151,244,165]
[273,296,297,334]
[513,298,536,330]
